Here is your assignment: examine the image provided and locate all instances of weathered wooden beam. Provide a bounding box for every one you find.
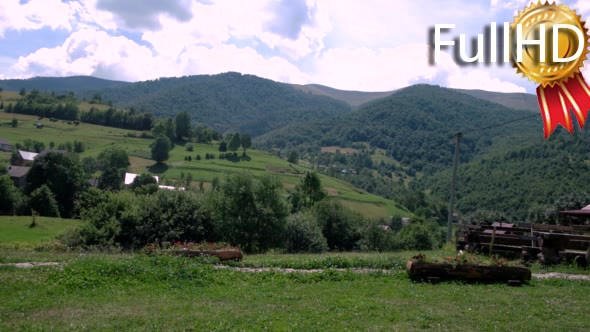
[407,260,531,283]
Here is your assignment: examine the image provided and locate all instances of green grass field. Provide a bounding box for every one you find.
[0,216,80,248]
[0,250,588,331]
[0,112,408,218]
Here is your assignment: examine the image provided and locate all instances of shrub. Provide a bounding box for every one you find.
[185,143,194,152]
[30,185,60,217]
[285,212,328,253]
[397,219,444,250]
[312,200,362,251]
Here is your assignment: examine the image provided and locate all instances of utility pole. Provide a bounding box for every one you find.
[447,132,462,243]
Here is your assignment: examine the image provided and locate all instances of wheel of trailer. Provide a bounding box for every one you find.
[574,255,587,268]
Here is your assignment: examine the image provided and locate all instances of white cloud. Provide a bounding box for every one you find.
[310,44,525,92]
[0,0,75,36]
[12,28,161,81]
[179,44,308,84]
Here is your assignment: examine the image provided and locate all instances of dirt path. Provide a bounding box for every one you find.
[2,262,590,281]
[213,265,590,281]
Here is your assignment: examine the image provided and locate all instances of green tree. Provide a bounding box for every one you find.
[29,185,60,217]
[175,111,191,140]
[289,172,327,213]
[228,133,240,153]
[287,150,299,163]
[240,134,252,155]
[312,200,362,251]
[151,135,171,164]
[285,212,328,253]
[19,88,26,96]
[218,141,227,152]
[27,152,87,218]
[11,118,17,128]
[97,147,130,170]
[214,174,287,252]
[152,119,176,143]
[0,175,24,215]
[98,167,124,191]
[131,173,158,189]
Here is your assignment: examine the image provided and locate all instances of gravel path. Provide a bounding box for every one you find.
[2,262,590,281]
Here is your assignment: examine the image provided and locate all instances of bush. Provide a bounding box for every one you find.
[0,174,26,215]
[285,212,328,253]
[213,174,287,253]
[185,143,194,152]
[397,219,444,250]
[358,218,399,251]
[312,200,362,251]
[30,185,61,217]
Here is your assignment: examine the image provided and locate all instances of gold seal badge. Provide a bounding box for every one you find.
[511,2,589,87]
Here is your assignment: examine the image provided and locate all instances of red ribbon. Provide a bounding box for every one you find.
[537,73,590,138]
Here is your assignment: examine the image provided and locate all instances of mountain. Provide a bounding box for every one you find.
[290,84,395,107]
[457,89,539,113]
[86,72,352,136]
[256,84,590,220]
[256,84,540,169]
[0,76,129,94]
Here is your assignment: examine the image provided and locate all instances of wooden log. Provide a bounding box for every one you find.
[169,249,243,261]
[406,260,531,283]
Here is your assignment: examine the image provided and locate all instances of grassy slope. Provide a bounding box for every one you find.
[0,112,408,218]
[0,252,587,331]
[0,216,80,246]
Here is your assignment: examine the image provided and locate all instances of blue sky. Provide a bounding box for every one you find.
[0,0,588,93]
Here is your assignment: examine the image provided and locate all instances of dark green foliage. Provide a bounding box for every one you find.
[29,185,60,217]
[97,147,130,170]
[240,134,252,154]
[0,175,25,215]
[98,168,124,191]
[151,135,171,164]
[130,173,158,190]
[73,140,85,153]
[80,106,153,130]
[19,88,26,96]
[358,218,398,251]
[85,72,351,136]
[152,119,176,143]
[218,141,227,152]
[11,118,17,127]
[287,150,298,164]
[397,219,444,250]
[228,133,240,152]
[15,139,45,152]
[175,111,191,139]
[185,143,194,152]
[213,173,287,253]
[26,152,87,218]
[285,212,328,253]
[312,200,362,251]
[288,172,327,212]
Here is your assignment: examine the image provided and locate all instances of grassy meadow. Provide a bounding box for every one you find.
[0,216,80,248]
[0,218,588,331]
[0,111,407,218]
[0,249,588,331]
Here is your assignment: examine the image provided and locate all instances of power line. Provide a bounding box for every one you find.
[462,113,540,135]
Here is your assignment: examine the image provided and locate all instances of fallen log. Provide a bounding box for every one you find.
[168,249,243,261]
[407,260,531,283]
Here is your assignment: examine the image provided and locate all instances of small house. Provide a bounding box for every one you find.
[13,150,38,166]
[7,165,30,188]
[124,172,159,186]
[0,138,13,152]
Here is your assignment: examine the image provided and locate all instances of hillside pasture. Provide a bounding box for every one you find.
[0,112,408,218]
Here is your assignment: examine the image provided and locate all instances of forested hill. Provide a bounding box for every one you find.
[256,84,541,172]
[84,72,351,136]
[255,84,590,220]
[0,76,129,94]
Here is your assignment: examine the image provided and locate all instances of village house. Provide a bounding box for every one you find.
[0,138,13,152]
[124,172,160,186]
[12,150,38,166]
[7,165,30,188]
